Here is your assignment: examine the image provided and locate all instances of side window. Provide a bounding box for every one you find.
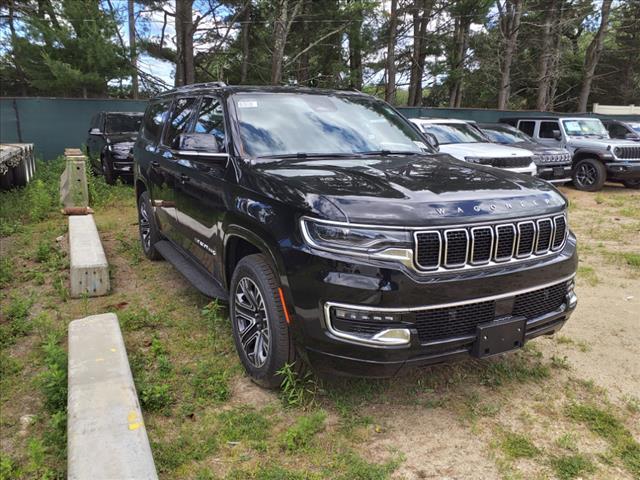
[164,97,198,147]
[519,121,535,136]
[609,124,626,138]
[539,121,560,138]
[193,97,226,152]
[143,101,171,142]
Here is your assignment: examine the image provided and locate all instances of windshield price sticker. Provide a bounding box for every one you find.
[238,100,258,109]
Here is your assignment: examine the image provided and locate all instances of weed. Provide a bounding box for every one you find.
[281,410,326,452]
[52,273,69,301]
[622,252,640,269]
[500,431,540,459]
[327,451,399,480]
[278,362,317,408]
[555,433,578,452]
[0,455,18,479]
[119,307,168,331]
[551,454,596,480]
[39,334,68,412]
[577,265,599,286]
[624,395,640,414]
[226,465,311,480]
[479,355,549,387]
[34,240,53,263]
[191,360,230,403]
[0,257,13,287]
[139,383,172,412]
[152,431,218,473]
[0,295,34,347]
[551,355,570,370]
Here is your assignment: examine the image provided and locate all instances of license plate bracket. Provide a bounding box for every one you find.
[472,316,526,358]
[553,166,566,177]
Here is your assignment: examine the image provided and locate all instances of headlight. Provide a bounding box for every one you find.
[300,218,413,265]
[532,154,542,164]
[107,144,113,151]
[464,156,482,163]
[614,147,621,156]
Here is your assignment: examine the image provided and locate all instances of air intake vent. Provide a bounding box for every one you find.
[517,222,535,257]
[553,216,566,250]
[444,229,468,267]
[495,225,516,261]
[471,227,492,264]
[536,218,553,253]
[415,231,441,269]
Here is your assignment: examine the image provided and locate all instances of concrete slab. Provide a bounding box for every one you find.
[69,215,110,297]
[68,313,158,480]
[60,156,89,208]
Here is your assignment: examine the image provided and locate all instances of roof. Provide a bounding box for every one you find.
[498,116,601,121]
[410,118,473,124]
[154,83,370,100]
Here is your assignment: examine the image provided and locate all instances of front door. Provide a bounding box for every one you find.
[537,120,562,147]
[173,96,230,281]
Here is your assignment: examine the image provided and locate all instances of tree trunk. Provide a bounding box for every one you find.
[577,0,613,112]
[175,0,195,87]
[449,18,470,108]
[497,0,523,110]
[408,0,432,106]
[536,0,557,110]
[240,3,251,84]
[271,0,302,85]
[128,0,138,98]
[385,0,398,104]
[348,1,363,90]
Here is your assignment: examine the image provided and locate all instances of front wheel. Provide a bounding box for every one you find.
[622,179,640,189]
[230,254,300,389]
[137,191,162,260]
[572,158,606,192]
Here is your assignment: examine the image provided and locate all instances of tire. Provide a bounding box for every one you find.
[229,254,299,389]
[102,155,116,185]
[622,179,640,189]
[572,158,606,192]
[137,191,162,260]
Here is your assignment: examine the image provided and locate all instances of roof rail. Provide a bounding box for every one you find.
[179,81,227,90]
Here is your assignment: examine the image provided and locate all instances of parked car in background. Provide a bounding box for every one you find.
[134,83,577,386]
[478,123,573,184]
[601,119,640,141]
[86,111,143,184]
[410,118,537,176]
[502,116,640,191]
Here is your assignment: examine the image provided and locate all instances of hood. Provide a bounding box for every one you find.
[569,137,639,150]
[245,154,566,226]
[509,141,570,155]
[438,142,533,160]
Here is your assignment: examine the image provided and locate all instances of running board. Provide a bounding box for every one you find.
[155,240,228,301]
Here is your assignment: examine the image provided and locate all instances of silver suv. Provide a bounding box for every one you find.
[502,116,640,191]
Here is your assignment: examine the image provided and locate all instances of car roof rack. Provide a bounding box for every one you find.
[157,81,227,97]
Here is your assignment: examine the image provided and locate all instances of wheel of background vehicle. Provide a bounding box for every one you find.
[137,191,162,260]
[622,179,640,189]
[101,155,116,185]
[572,158,606,192]
[230,254,300,389]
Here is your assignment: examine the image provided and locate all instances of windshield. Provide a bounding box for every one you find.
[421,123,486,145]
[562,119,609,137]
[105,114,143,134]
[482,125,532,144]
[628,123,640,134]
[231,93,429,158]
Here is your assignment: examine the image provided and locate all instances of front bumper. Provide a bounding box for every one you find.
[284,233,578,377]
[606,161,640,180]
[537,164,572,183]
[112,158,134,174]
[503,163,537,176]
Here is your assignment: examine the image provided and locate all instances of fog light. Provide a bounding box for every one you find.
[326,304,410,346]
[372,328,411,345]
[567,291,578,309]
[334,308,400,323]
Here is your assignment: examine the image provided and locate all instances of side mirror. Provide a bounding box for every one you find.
[552,130,562,141]
[423,132,440,151]
[173,133,227,160]
[89,128,102,135]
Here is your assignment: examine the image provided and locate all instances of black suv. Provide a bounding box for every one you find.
[87,111,143,184]
[133,83,578,387]
[601,119,640,141]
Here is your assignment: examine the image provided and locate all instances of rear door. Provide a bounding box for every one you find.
[172,96,230,279]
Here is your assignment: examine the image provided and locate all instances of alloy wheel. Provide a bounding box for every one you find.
[575,162,597,187]
[139,201,151,251]
[234,277,270,368]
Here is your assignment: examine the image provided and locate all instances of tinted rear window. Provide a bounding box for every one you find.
[519,121,535,136]
[143,102,171,142]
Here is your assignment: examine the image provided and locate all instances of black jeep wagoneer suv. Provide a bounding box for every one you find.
[133,83,578,387]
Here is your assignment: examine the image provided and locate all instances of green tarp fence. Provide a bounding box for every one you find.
[1,97,638,160]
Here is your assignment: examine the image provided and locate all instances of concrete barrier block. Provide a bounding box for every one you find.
[60,156,89,208]
[69,215,110,297]
[68,313,158,480]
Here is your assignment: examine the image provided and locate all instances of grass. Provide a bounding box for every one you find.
[500,431,541,459]
[281,410,326,452]
[577,265,599,286]
[551,454,596,480]
[622,252,640,269]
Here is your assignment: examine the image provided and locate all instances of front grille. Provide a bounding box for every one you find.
[415,300,495,343]
[513,282,566,319]
[538,153,571,164]
[414,214,567,271]
[479,157,532,168]
[614,146,640,160]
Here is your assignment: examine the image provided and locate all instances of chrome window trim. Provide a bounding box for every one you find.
[494,224,517,262]
[443,228,469,268]
[324,274,575,315]
[413,230,442,270]
[535,218,554,254]
[469,226,493,265]
[516,221,536,258]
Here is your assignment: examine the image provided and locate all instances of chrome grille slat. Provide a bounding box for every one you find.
[615,146,640,160]
[414,213,568,272]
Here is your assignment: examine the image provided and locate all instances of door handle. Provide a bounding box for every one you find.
[150,160,159,167]
[180,173,190,183]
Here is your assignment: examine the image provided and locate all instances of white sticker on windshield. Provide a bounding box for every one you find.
[238,100,258,108]
[564,121,582,133]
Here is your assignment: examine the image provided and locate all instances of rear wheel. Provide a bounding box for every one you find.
[138,191,162,260]
[102,155,116,185]
[572,158,606,192]
[622,179,640,189]
[230,254,300,389]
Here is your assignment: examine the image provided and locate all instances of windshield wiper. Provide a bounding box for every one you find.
[358,150,425,156]
[255,152,357,160]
